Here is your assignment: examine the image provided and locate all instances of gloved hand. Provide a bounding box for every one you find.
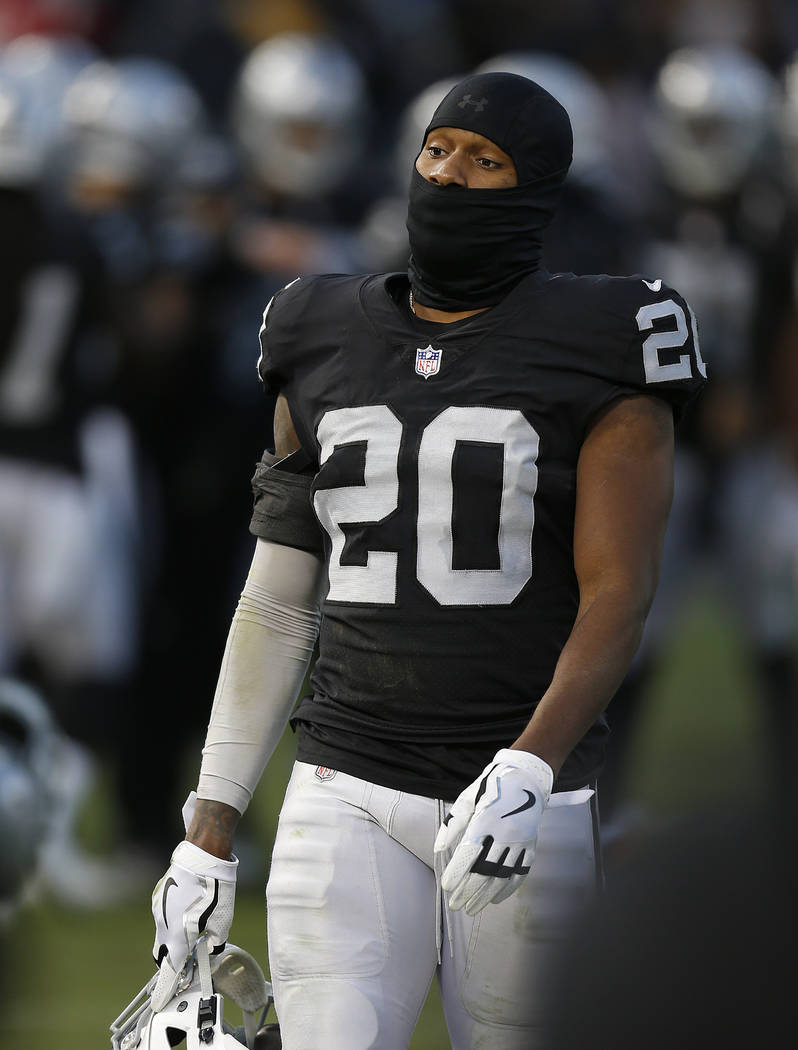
[434,748,553,916]
[151,838,238,1012]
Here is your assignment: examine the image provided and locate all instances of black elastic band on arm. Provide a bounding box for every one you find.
[249,449,324,555]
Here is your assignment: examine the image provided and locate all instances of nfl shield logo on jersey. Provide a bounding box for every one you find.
[315,765,337,781]
[415,344,442,379]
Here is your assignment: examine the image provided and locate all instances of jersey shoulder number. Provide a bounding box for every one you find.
[585,274,708,420]
[632,282,707,386]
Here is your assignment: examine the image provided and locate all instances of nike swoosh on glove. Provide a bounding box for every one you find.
[150,840,238,1011]
[434,748,553,916]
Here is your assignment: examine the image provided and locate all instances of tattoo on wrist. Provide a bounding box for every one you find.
[187,799,240,859]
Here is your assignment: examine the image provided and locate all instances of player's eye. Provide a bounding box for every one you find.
[426,145,446,158]
[477,157,501,168]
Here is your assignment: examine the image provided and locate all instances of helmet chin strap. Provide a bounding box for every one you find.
[197,936,214,998]
[196,937,218,1044]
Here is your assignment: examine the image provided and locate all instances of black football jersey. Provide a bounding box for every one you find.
[256,268,706,799]
[0,191,112,474]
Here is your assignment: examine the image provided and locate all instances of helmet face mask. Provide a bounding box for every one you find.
[110,942,274,1050]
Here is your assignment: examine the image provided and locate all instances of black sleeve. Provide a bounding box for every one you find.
[576,277,708,431]
[256,276,308,395]
[249,449,324,556]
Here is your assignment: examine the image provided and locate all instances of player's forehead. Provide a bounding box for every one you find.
[424,125,512,158]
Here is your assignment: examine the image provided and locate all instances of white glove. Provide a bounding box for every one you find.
[151,839,238,1011]
[434,748,553,916]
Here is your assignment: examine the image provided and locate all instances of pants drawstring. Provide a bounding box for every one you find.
[434,799,455,963]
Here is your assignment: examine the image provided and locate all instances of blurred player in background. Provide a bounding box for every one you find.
[229,31,375,279]
[47,51,219,861]
[0,36,145,904]
[720,46,798,797]
[546,805,796,1050]
[150,71,705,1049]
[599,42,798,828]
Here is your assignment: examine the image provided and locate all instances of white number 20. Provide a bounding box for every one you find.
[314,406,539,607]
[636,297,707,384]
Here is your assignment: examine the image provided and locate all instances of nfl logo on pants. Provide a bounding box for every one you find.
[415,344,442,379]
[315,765,336,781]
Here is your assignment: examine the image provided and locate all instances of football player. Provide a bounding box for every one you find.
[152,72,706,1049]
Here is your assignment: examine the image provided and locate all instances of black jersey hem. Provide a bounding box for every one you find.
[294,719,606,800]
[296,736,467,801]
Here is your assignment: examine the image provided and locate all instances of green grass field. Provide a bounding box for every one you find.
[2,590,768,1049]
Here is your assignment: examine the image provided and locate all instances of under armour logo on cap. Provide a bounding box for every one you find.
[457,93,488,112]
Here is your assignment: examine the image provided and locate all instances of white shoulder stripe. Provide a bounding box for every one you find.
[643,278,663,292]
[256,296,275,378]
[255,277,302,379]
[686,300,708,379]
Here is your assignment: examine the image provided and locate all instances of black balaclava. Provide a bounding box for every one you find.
[406,72,573,311]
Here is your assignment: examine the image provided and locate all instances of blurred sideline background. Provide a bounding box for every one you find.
[0,0,796,1047]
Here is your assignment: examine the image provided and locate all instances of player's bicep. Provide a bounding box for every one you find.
[250,399,323,556]
[274,394,302,457]
[574,395,674,613]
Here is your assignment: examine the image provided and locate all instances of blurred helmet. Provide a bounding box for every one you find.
[649,45,777,200]
[476,52,612,183]
[232,31,366,198]
[394,75,462,189]
[0,33,97,185]
[110,941,275,1050]
[0,678,58,911]
[779,50,798,189]
[62,56,204,189]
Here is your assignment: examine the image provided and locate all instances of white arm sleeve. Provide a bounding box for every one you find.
[196,538,324,814]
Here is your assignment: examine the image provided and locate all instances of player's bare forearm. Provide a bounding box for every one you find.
[512,394,674,774]
[511,586,648,772]
[186,798,241,860]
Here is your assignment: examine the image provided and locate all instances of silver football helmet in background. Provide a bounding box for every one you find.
[0,678,59,918]
[476,51,613,185]
[0,33,97,186]
[778,49,798,192]
[648,44,778,200]
[232,31,366,199]
[110,940,279,1049]
[61,56,205,190]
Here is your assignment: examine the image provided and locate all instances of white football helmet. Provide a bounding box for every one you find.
[476,52,613,185]
[648,44,778,200]
[62,56,204,189]
[0,678,59,915]
[232,31,366,198]
[110,940,278,1049]
[779,49,798,190]
[0,33,97,185]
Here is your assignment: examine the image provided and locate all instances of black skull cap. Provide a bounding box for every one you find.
[423,71,573,184]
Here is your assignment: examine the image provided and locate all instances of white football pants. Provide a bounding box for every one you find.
[266,760,600,1050]
[0,411,138,681]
